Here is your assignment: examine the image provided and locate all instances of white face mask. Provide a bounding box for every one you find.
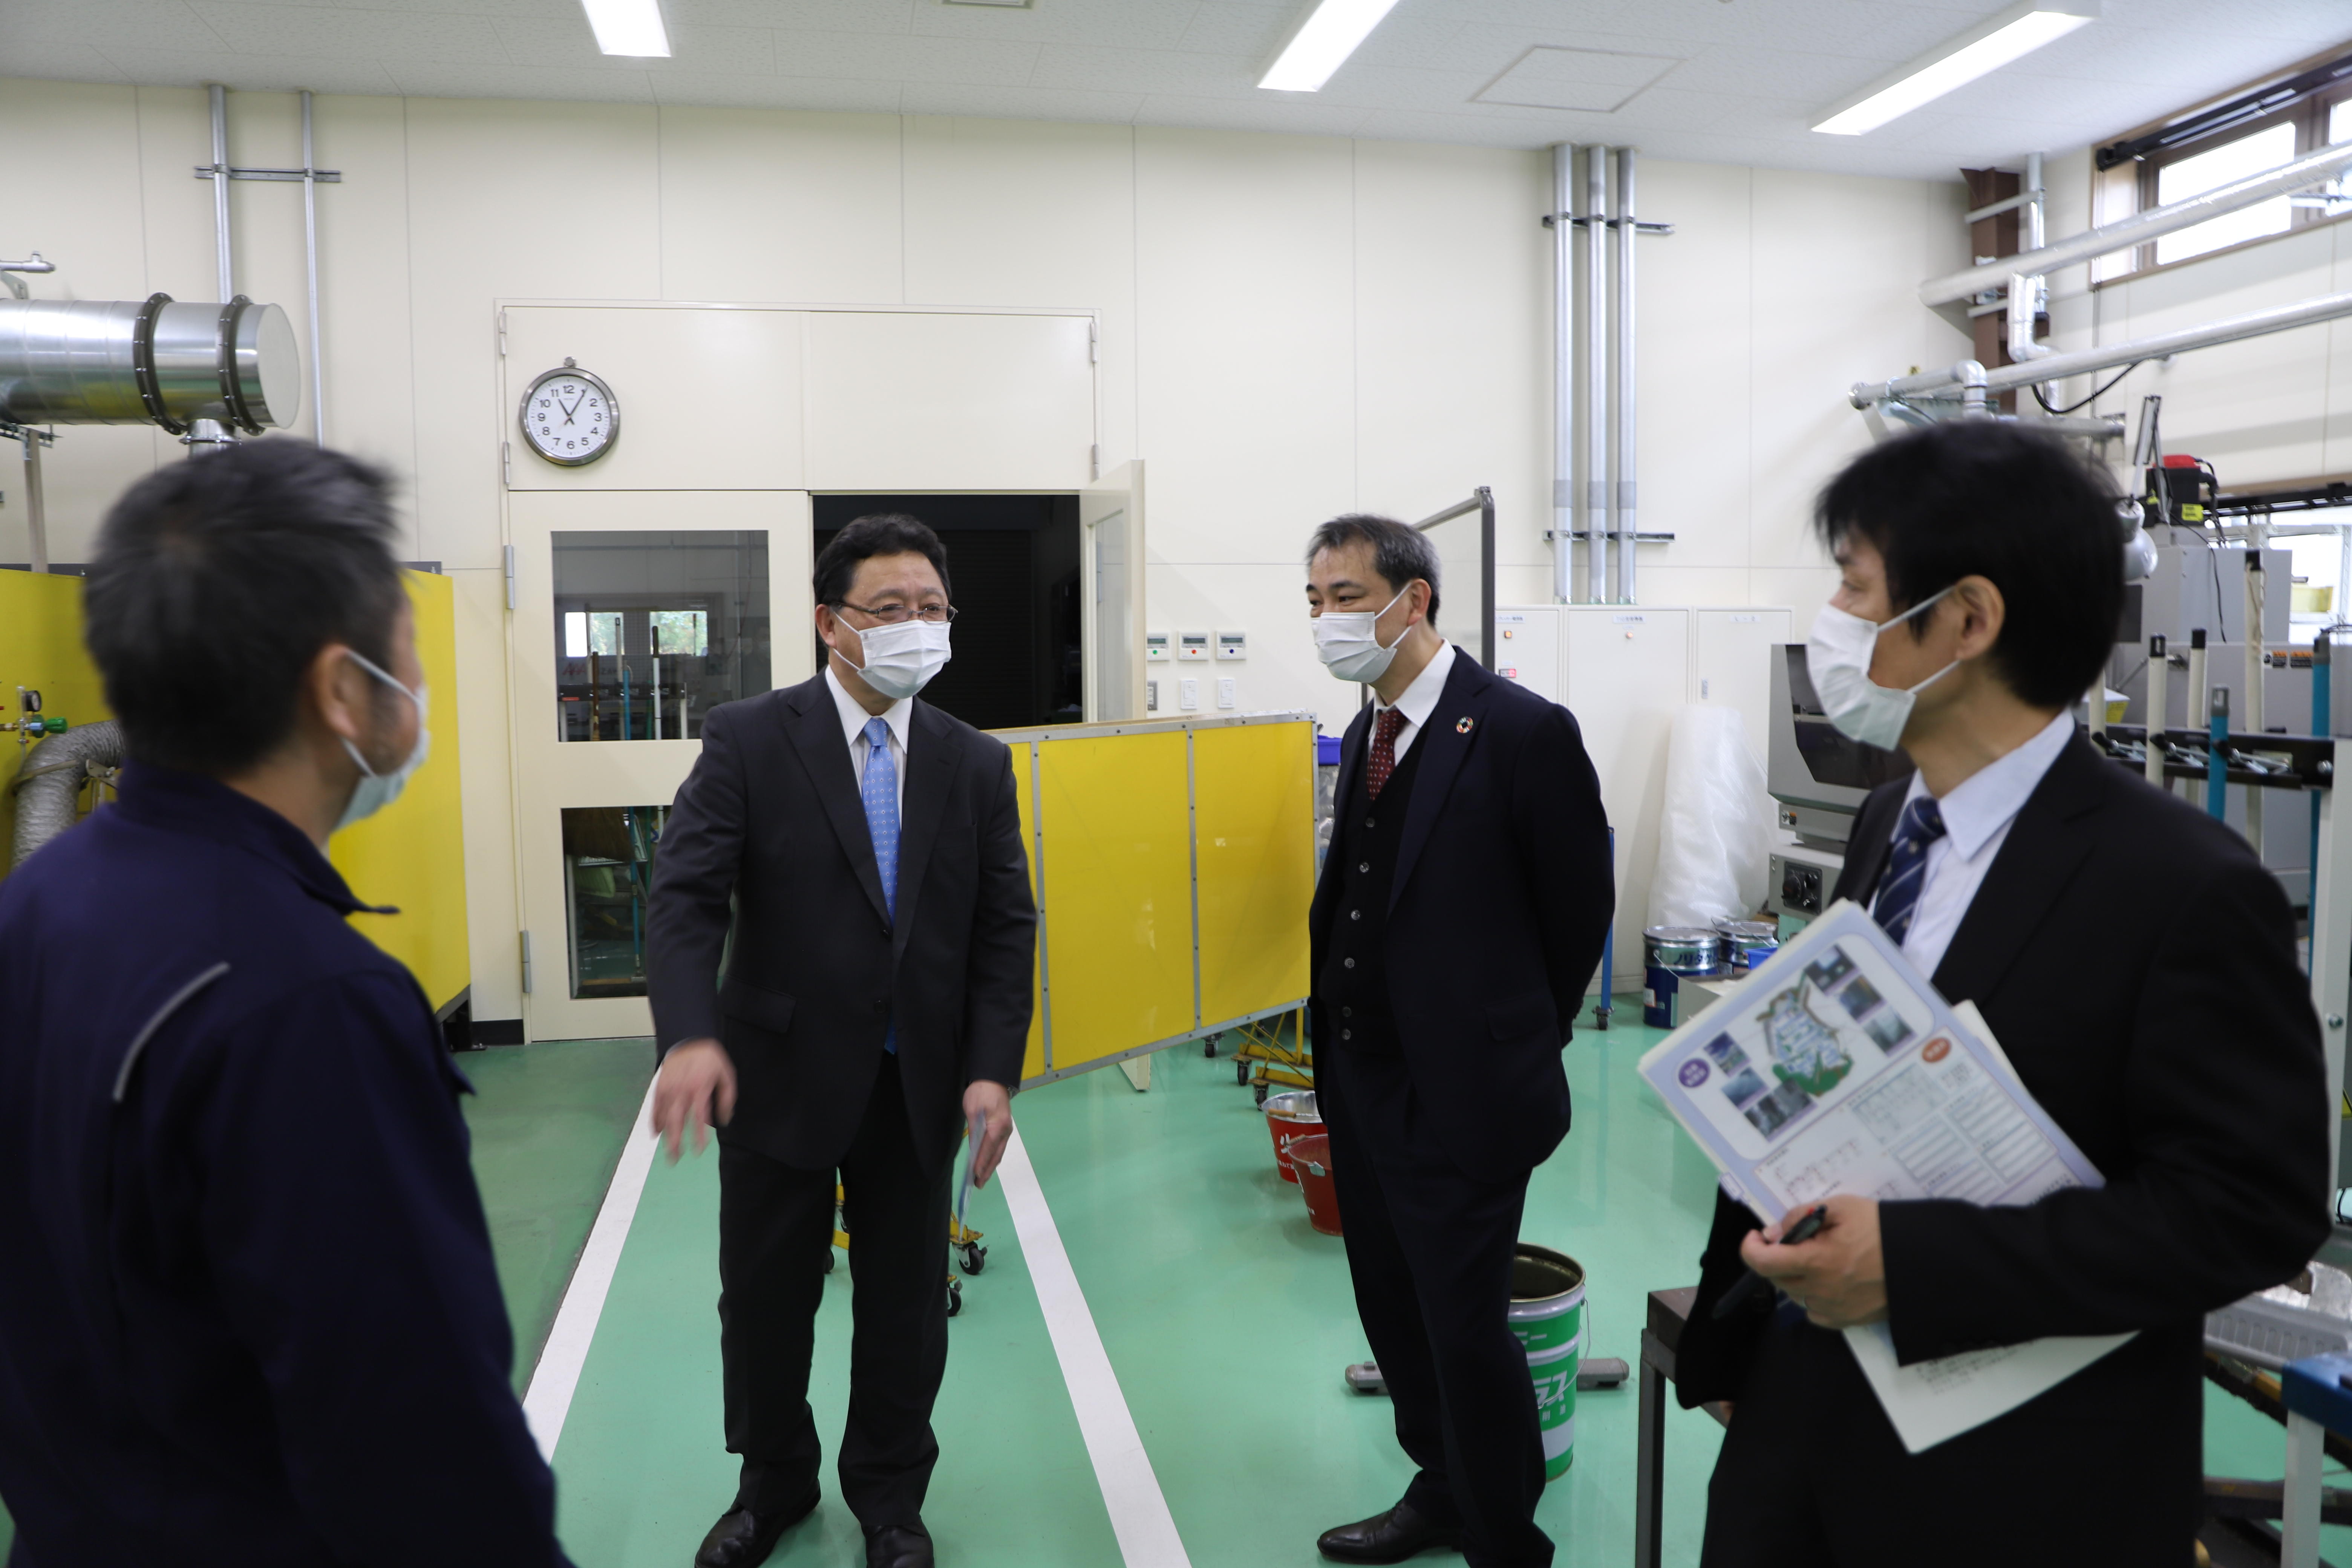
[336,649,430,832]
[1312,585,1411,685]
[1803,584,1958,752]
[843,617,952,702]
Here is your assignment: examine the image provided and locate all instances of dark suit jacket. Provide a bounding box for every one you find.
[1309,651,1614,1181]
[646,675,1037,1174]
[1677,734,2329,1469]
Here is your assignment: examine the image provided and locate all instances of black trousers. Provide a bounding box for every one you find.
[717,1054,954,1529]
[1321,1044,1552,1568]
[1700,1303,2197,1568]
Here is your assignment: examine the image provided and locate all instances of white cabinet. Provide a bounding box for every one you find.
[1496,604,1788,997]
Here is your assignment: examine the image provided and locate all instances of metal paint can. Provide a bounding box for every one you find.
[1643,925,1724,976]
[1714,919,1780,971]
[1509,1243,1586,1480]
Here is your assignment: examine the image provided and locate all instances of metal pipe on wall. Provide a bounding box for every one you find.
[1611,147,1638,604]
[2247,549,2266,855]
[1920,139,2352,308]
[1580,146,1608,605]
[302,89,325,448]
[20,430,47,574]
[1551,143,1574,604]
[208,84,233,301]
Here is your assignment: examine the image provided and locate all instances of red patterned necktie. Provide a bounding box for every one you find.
[1366,708,1407,801]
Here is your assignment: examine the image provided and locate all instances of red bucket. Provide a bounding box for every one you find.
[1264,1091,1321,1184]
[1285,1133,1342,1236]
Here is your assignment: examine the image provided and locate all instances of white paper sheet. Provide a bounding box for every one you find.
[1638,899,2134,1451]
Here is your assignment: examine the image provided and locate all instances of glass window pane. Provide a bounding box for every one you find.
[2155,123,2296,265]
[2332,99,2352,145]
[561,805,667,998]
[552,530,769,742]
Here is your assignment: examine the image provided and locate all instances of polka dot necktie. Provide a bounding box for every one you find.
[861,717,900,1053]
[1366,708,1407,801]
[1872,796,1947,946]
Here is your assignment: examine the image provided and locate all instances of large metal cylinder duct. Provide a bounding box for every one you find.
[10,720,123,870]
[0,295,300,433]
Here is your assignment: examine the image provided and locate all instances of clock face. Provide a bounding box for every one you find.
[521,364,617,466]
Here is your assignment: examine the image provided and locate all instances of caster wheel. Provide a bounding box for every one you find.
[959,1242,988,1276]
[946,1280,963,1318]
[824,1248,836,1273]
[1204,1035,1219,1058]
[1253,1083,1269,1107]
[1235,1061,1250,1086]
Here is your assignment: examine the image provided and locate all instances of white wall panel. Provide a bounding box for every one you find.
[803,310,1094,490]
[656,108,905,306]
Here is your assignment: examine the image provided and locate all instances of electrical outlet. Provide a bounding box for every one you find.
[1146,678,1159,712]
[1216,677,1236,709]
[1179,678,1200,711]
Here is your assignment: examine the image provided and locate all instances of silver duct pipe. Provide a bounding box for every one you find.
[9,720,123,869]
[1922,138,2352,308]
[1580,146,1608,604]
[1611,147,1638,604]
[1855,291,2352,407]
[0,296,301,431]
[208,84,233,301]
[1551,143,1574,604]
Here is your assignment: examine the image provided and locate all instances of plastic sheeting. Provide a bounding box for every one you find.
[1648,704,1769,930]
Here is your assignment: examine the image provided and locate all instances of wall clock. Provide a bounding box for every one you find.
[519,357,618,466]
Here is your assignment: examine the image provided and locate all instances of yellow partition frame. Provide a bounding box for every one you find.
[994,710,1316,1088]
[0,568,112,871]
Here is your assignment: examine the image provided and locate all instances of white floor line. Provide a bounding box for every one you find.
[996,1127,1194,1568]
[521,1074,661,1463]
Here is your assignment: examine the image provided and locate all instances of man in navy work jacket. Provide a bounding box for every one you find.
[1674,422,2329,1565]
[0,442,570,1567]
[1303,514,1613,1568]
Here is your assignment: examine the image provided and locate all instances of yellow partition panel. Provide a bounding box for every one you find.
[0,569,111,872]
[1193,720,1315,1028]
[330,570,471,1015]
[1009,740,1046,1082]
[1035,728,1194,1070]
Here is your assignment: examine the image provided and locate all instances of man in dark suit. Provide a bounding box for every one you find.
[1675,422,2330,1566]
[1302,515,1613,1568]
[645,514,1037,1568]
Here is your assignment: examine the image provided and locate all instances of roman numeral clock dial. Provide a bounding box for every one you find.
[519,357,619,466]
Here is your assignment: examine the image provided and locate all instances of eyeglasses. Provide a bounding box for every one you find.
[835,600,958,625]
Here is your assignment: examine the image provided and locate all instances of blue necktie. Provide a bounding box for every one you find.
[1872,795,1947,946]
[861,718,900,1054]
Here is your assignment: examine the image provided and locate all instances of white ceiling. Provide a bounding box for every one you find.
[5,0,2348,179]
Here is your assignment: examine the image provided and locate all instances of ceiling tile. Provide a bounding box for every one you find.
[1173,2,1292,57]
[652,71,903,110]
[492,17,781,72]
[383,60,655,100]
[671,0,915,30]
[1473,46,1684,113]
[1028,44,1253,98]
[911,0,1202,50]
[1,0,227,52]
[899,80,1147,122]
[83,44,405,92]
[771,29,1038,85]
[191,3,514,63]
[0,42,136,83]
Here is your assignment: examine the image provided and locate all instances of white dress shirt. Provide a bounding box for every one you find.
[1370,639,1456,764]
[825,666,911,813]
[1872,710,2075,978]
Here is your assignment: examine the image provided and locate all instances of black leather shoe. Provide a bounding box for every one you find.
[693,1486,819,1568]
[864,1520,935,1568]
[1316,1501,1460,1564]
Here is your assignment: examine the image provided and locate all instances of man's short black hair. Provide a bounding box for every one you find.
[1305,513,1441,622]
[84,440,407,776]
[813,513,952,607]
[1815,421,2122,710]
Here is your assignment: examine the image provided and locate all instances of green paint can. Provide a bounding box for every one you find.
[1508,1244,1584,1480]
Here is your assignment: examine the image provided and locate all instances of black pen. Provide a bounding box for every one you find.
[1710,1204,1830,1320]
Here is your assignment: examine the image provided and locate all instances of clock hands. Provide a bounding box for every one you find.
[559,389,587,426]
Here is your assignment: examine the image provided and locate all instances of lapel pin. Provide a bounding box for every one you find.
[1456,717,1475,734]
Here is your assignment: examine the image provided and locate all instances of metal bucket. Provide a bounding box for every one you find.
[1714,919,1780,970]
[1643,925,1723,976]
[1509,1243,1585,1480]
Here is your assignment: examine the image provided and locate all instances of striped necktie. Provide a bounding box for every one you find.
[1366,709,1407,801]
[1872,795,1946,946]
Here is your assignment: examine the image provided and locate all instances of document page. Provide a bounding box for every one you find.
[1637,899,2132,1451]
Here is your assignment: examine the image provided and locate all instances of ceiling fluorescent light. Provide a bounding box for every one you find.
[1259,0,1405,93]
[582,0,671,57]
[1812,0,2095,136]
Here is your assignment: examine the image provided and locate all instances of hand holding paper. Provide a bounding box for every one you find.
[1740,1194,1887,1329]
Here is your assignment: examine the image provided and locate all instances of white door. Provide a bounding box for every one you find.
[1081,461,1147,722]
[1563,607,1691,993]
[508,490,814,1042]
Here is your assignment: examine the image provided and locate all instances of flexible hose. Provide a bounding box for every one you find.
[9,720,123,870]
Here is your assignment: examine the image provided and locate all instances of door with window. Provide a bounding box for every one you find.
[508,490,814,1041]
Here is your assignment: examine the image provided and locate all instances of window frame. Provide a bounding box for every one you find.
[2094,53,2352,285]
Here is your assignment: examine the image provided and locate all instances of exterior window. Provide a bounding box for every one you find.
[2153,123,2295,265]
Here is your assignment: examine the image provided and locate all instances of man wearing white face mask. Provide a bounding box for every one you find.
[1303,515,1612,1568]
[1674,422,2327,1568]
[646,514,1036,1568]
[0,441,574,1566]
